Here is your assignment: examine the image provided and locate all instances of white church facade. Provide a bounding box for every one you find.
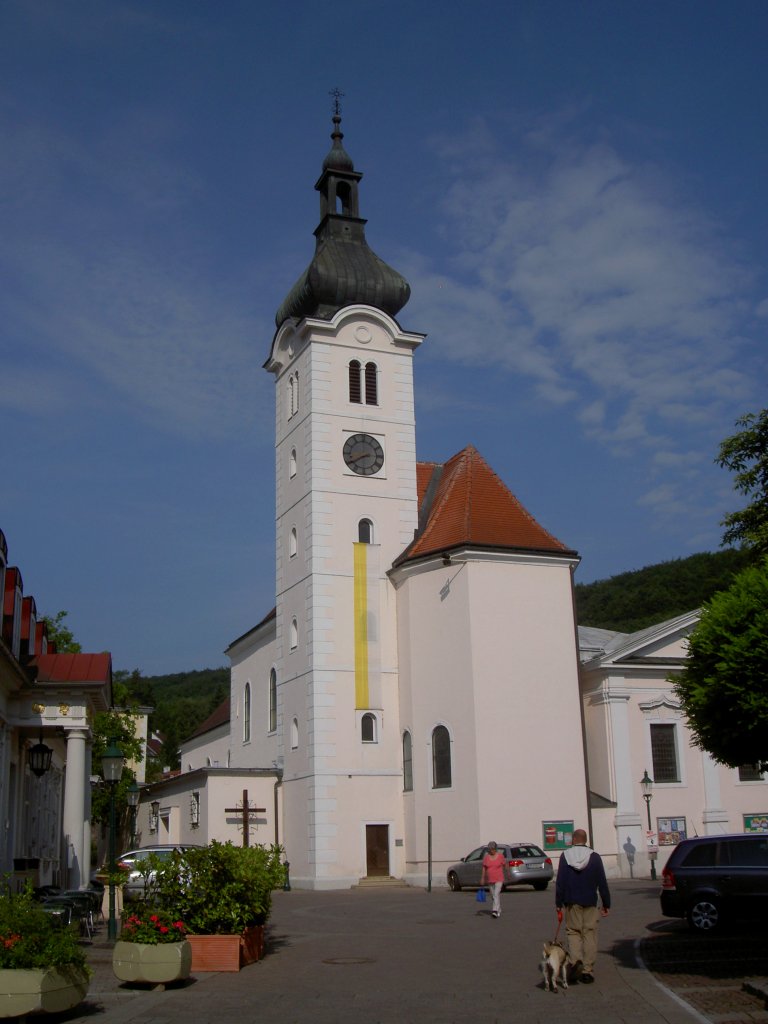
[136,114,768,887]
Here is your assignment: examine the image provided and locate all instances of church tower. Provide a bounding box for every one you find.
[264,109,424,887]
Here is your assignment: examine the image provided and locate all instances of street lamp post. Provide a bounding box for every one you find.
[640,769,657,881]
[102,738,125,942]
[126,782,140,848]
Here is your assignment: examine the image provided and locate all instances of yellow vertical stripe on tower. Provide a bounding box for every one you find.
[354,542,369,708]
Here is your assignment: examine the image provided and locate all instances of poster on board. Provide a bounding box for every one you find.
[542,821,574,851]
[657,817,687,845]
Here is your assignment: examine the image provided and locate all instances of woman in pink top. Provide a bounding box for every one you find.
[481,841,506,919]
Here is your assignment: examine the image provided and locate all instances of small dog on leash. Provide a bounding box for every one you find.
[541,940,569,992]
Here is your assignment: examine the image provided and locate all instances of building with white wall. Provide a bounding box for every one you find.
[137,112,767,886]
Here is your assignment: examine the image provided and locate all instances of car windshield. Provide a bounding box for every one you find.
[510,846,544,859]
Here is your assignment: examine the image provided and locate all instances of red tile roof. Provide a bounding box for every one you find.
[397,445,576,565]
[32,652,112,684]
[187,695,231,740]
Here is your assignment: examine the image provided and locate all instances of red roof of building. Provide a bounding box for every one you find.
[32,652,112,684]
[397,445,576,565]
[187,695,231,740]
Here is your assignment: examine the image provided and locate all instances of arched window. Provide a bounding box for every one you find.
[243,682,251,743]
[402,731,413,792]
[365,362,378,405]
[269,669,277,733]
[358,518,373,544]
[349,360,362,403]
[289,526,298,557]
[293,371,299,415]
[291,717,299,750]
[289,448,297,478]
[290,618,298,650]
[432,725,452,789]
[361,712,377,743]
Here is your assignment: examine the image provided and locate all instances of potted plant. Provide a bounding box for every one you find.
[0,884,90,1018]
[150,842,285,972]
[112,906,191,986]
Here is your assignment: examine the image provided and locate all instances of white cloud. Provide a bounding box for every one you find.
[411,117,760,454]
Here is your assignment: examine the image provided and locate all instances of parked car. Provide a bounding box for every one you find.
[117,845,201,902]
[447,842,553,891]
[660,833,768,932]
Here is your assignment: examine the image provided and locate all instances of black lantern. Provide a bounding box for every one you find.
[640,769,657,881]
[27,735,53,778]
[126,781,140,847]
[101,737,125,941]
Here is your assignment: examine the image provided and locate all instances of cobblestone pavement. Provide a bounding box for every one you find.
[639,916,768,1023]
[32,881,768,1024]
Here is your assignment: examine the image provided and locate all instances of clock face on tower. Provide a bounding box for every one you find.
[343,433,385,476]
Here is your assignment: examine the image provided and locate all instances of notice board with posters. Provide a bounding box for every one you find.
[542,821,574,852]
[744,814,768,833]
[657,817,687,845]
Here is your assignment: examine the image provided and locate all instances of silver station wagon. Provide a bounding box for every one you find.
[447,842,554,892]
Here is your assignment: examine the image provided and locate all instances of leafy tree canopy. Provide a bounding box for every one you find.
[717,408,768,557]
[673,558,768,768]
[42,610,81,653]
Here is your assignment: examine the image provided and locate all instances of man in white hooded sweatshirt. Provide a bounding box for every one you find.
[555,829,611,984]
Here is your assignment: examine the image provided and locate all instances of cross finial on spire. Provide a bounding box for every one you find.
[329,87,344,118]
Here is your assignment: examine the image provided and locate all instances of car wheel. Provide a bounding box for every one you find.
[447,871,462,892]
[533,881,549,891]
[687,897,720,932]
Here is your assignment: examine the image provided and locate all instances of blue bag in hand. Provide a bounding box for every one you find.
[476,887,487,903]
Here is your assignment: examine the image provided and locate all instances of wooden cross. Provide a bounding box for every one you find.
[224,789,266,847]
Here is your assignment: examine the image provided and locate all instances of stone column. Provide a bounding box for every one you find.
[701,750,729,833]
[62,729,88,890]
[82,741,93,885]
[604,685,644,877]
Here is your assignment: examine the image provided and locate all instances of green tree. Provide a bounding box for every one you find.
[717,408,768,557]
[674,559,768,767]
[41,610,81,653]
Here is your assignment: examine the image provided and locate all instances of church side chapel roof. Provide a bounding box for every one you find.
[578,608,698,667]
[396,445,578,566]
[187,694,231,740]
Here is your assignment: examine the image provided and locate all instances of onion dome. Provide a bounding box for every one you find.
[275,114,411,327]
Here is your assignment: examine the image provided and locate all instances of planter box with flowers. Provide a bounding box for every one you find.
[112,907,191,986]
[0,884,90,1018]
[149,842,285,972]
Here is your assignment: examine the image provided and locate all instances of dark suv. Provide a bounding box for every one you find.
[660,833,768,932]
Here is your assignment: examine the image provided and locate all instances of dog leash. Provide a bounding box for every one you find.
[553,908,563,942]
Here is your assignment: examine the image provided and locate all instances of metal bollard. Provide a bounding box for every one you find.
[283,861,291,891]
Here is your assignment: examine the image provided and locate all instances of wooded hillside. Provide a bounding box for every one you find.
[574,547,751,633]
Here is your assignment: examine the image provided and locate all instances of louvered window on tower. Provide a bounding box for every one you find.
[349,360,362,403]
[365,362,378,405]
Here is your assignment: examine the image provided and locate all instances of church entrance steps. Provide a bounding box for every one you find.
[355,876,409,888]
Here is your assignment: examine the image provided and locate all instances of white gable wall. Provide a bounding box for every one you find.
[395,551,589,884]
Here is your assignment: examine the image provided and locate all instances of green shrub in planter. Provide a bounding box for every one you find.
[150,842,285,935]
[0,884,89,973]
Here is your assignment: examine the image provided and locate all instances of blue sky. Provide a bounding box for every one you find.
[1,0,766,675]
